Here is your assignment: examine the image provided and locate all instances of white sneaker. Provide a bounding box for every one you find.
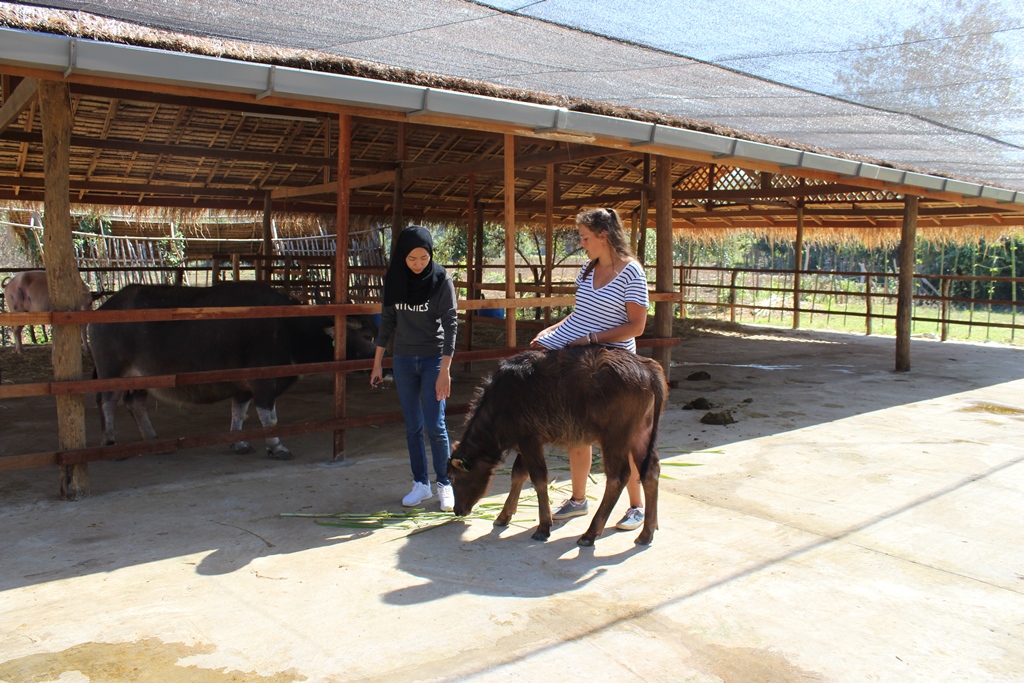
[402,481,433,507]
[434,483,454,509]
[437,482,455,512]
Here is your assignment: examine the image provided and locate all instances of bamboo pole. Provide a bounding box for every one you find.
[333,113,351,460]
[895,195,918,372]
[39,79,88,500]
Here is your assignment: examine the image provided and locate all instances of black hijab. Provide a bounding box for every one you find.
[383,225,448,306]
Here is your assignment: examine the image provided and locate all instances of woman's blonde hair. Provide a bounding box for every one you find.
[577,208,634,275]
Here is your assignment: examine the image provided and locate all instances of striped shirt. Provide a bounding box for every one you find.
[536,260,649,353]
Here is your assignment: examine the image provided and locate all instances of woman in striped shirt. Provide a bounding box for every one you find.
[531,207,650,532]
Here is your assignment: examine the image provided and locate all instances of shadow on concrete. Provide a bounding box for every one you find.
[1,325,1022,594]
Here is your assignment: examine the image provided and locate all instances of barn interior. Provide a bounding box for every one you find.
[1,2,1024,681]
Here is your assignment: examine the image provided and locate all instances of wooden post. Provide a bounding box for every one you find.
[261,191,273,282]
[940,277,951,341]
[464,174,475,369]
[729,269,738,323]
[504,134,517,348]
[323,116,331,185]
[544,163,555,326]
[630,210,639,255]
[793,205,804,329]
[1012,244,1018,343]
[678,263,688,320]
[638,154,651,266]
[333,114,352,460]
[392,122,405,241]
[653,155,674,379]
[475,202,485,310]
[895,195,918,372]
[231,253,241,281]
[39,79,88,500]
[865,275,873,335]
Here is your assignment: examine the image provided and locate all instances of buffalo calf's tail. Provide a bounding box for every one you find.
[638,373,667,482]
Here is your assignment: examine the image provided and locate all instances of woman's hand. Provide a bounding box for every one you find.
[436,355,453,401]
[435,370,451,400]
[370,346,387,388]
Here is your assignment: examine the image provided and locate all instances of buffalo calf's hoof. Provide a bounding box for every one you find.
[575,536,595,547]
[232,443,255,455]
[531,528,550,542]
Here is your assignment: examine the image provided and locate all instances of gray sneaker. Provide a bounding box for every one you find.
[552,497,588,520]
[615,506,644,531]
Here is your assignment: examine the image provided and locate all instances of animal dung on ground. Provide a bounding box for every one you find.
[686,371,711,381]
[683,397,712,410]
[700,410,736,425]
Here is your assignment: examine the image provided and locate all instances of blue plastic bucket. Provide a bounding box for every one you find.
[477,308,505,319]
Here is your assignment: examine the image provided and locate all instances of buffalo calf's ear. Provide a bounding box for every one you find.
[324,326,336,339]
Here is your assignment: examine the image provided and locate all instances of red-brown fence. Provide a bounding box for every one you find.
[678,265,1023,343]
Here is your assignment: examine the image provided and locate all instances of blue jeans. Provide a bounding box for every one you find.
[392,354,450,486]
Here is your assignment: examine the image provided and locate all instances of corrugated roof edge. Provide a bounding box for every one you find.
[2,27,1022,207]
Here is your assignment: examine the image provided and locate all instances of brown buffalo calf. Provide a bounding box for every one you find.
[2,270,92,353]
[449,345,667,546]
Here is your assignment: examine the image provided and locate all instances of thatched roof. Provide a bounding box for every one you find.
[1,2,1022,247]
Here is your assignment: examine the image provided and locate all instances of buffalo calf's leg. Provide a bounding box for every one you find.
[495,453,527,527]
[577,446,631,547]
[519,442,552,541]
[229,398,254,454]
[13,324,23,353]
[635,457,660,545]
[256,403,292,460]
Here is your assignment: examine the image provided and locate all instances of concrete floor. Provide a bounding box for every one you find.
[1,325,1022,682]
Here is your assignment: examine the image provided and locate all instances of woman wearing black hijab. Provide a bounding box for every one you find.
[371,226,459,511]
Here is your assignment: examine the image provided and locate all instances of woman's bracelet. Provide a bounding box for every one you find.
[589,332,598,344]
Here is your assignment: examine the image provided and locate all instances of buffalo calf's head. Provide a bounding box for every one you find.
[447,443,494,517]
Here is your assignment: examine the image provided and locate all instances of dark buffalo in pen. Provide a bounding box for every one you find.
[448,345,667,545]
[88,281,378,460]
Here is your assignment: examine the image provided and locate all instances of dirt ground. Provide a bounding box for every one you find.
[1,320,1023,682]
